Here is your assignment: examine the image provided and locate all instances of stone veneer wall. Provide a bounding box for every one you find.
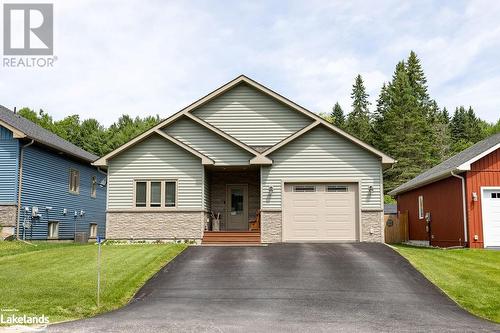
[261,211,282,243]
[360,211,384,242]
[106,211,204,240]
[0,205,17,239]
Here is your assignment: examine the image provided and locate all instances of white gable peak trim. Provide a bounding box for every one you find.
[456,142,500,171]
[0,119,27,138]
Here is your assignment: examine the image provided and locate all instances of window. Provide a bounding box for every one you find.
[293,185,316,192]
[89,223,98,238]
[418,195,424,219]
[69,169,80,194]
[135,182,147,207]
[48,221,59,238]
[150,182,162,207]
[327,185,348,192]
[91,176,97,198]
[491,192,500,199]
[165,181,176,207]
[134,180,177,208]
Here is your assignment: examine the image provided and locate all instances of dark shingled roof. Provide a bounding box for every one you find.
[389,132,500,195]
[384,204,397,214]
[0,105,99,163]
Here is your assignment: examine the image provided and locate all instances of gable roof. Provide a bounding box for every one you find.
[0,105,99,163]
[389,132,500,196]
[93,75,395,166]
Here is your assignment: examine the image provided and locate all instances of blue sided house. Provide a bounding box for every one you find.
[0,106,106,241]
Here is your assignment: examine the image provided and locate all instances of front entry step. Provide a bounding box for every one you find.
[202,231,261,244]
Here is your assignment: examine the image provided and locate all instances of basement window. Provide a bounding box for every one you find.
[48,221,59,238]
[89,223,98,238]
[418,195,424,219]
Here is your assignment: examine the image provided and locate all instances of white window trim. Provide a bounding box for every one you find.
[418,195,424,219]
[91,176,97,198]
[133,179,178,209]
[69,168,80,194]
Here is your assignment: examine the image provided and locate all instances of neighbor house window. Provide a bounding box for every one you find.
[327,185,348,192]
[165,181,176,207]
[89,223,98,238]
[135,180,177,208]
[69,169,80,194]
[293,185,316,192]
[48,221,59,238]
[418,195,424,219]
[91,176,97,198]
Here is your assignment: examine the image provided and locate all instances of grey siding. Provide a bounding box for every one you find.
[164,117,253,166]
[192,83,313,146]
[261,126,382,211]
[0,126,19,204]
[108,134,203,209]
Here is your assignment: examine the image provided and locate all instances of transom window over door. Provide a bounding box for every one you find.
[135,180,177,208]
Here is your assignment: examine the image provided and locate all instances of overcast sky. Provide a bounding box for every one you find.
[1,0,499,125]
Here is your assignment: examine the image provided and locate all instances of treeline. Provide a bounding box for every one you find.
[17,51,500,195]
[322,51,500,194]
[17,109,160,157]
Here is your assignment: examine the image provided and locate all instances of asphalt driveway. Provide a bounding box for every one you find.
[50,243,498,332]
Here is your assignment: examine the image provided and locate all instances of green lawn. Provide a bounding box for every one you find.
[0,241,187,324]
[394,244,500,323]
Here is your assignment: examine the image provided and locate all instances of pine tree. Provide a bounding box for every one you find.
[450,106,485,153]
[330,102,345,129]
[345,74,373,143]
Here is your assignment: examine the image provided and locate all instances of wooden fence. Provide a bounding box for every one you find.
[384,210,409,244]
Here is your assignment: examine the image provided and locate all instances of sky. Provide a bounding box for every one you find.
[1,0,500,126]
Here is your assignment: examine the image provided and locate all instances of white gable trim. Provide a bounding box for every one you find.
[94,75,395,166]
[456,143,500,171]
[0,120,27,138]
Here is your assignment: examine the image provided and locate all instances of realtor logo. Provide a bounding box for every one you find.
[3,3,53,55]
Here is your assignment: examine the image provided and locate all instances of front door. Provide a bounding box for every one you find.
[226,184,248,231]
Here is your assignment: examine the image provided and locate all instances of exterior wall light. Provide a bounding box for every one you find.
[472,192,478,202]
[269,186,274,193]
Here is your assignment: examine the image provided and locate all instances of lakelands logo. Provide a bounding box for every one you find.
[0,313,49,325]
[2,3,57,67]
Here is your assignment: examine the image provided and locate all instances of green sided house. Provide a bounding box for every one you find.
[93,75,395,244]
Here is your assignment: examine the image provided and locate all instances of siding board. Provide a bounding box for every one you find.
[164,117,252,165]
[18,145,106,240]
[261,126,382,210]
[0,126,19,204]
[192,83,313,146]
[108,134,203,209]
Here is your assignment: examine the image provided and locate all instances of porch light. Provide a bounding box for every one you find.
[368,185,374,193]
[472,192,478,202]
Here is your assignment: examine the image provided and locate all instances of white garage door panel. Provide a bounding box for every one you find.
[482,188,500,247]
[283,184,357,242]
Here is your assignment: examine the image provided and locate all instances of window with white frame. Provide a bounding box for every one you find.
[69,169,80,194]
[91,176,97,198]
[293,185,316,192]
[89,223,98,238]
[135,180,177,208]
[48,221,59,238]
[418,195,424,219]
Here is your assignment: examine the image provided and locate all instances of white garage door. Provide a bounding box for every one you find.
[283,183,358,242]
[482,188,500,247]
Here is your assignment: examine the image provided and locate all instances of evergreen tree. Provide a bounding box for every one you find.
[345,74,373,143]
[450,106,485,153]
[330,102,345,129]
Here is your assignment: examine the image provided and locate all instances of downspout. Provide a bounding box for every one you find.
[16,139,34,239]
[97,167,107,176]
[451,171,468,245]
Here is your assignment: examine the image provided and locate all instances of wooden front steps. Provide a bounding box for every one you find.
[202,231,261,245]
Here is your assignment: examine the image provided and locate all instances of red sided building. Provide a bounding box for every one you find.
[390,133,500,248]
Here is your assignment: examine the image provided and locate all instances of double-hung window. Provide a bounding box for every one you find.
[135,180,177,208]
[69,169,80,194]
